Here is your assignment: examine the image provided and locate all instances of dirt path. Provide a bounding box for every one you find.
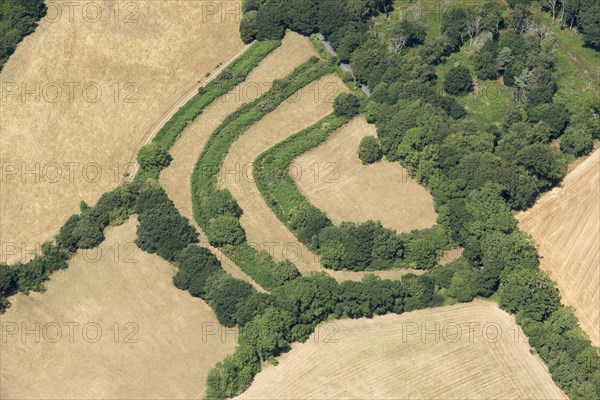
[518,149,600,346]
[293,116,437,234]
[239,300,566,399]
[1,217,237,399]
[126,44,252,181]
[160,32,317,291]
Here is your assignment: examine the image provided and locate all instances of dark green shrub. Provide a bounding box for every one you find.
[528,103,570,138]
[578,3,600,50]
[444,66,473,95]
[0,264,18,298]
[173,245,221,297]
[560,127,594,156]
[15,258,46,294]
[239,307,294,360]
[290,204,330,245]
[205,344,260,399]
[498,267,560,322]
[204,272,255,327]
[137,143,172,172]
[206,216,246,247]
[208,190,242,218]
[447,265,479,302]
[135,184,198,261]
[358,136,383,164]
[272,260,301,286]
[256,0,286,40]
[240,10,258,43]
[333,93,361,118]
[235,292,277,326]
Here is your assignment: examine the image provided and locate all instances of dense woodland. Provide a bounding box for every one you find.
[238,0,599,399]
[0,1,598,399]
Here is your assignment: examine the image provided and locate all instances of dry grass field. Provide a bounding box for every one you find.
[518,149,600,346]
[0,217,236,399]
[293,116,437,233]
[239,300,566,400]
[218,74,347,275]
[0,1,245,265]
[159,32,316,291]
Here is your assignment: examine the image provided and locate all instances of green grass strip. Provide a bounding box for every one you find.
[191,56,336,289]
[254,114,349,227]
[153,40,281,150]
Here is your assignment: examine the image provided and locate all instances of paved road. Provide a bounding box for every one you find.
[125,44,252,182]
[316,33,371,96]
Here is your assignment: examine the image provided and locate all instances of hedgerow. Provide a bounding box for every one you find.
[190,56,336,289]
[253,114,451,271]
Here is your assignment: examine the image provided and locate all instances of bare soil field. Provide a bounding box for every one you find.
[160,32,316,291]
[239,300,566,400]
[0,1,244,265]
[0,217,236,399]
[293,116,437,233]
[518,149,600,346]
[218,74,346,275]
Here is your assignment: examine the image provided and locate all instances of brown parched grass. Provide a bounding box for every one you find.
[293,116,437,234]
[1,0,245,265]
[0,217,237,399]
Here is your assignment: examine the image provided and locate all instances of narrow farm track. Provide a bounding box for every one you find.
[160,32,317,291]
[239,300,566,399]
[518,149,600,346]
[293,116,437,234]
[126,44,252,181]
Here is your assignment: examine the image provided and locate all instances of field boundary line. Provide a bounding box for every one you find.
[125,44,252,182]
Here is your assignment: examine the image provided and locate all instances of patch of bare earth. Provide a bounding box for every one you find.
[518,149,600,346]
[293,116,437,233]
[0,217,236,399]
[0,1,244,264]
[159,32,316,292]
[239,300,566,400]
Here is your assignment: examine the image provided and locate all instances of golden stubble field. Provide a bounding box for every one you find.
[0,0,244,265]
[518,149,600,346]
[160,32,316,291]
[0,217,236,399]
[239,300,566,399]
[293,116,437,234]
